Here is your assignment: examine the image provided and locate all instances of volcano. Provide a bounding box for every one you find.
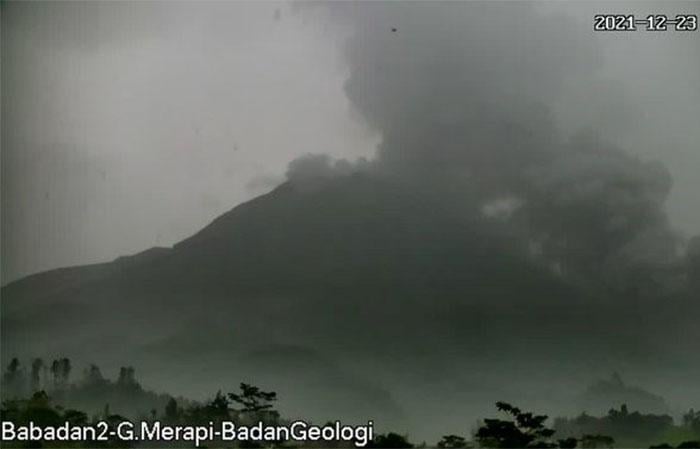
[2,173,698,437]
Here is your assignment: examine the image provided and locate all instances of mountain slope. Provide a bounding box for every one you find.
[2,173,697,437]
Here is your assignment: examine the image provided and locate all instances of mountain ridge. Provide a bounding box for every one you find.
[2,173,698,438]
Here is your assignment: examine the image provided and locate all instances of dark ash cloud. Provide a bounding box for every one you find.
[290,2,688,296]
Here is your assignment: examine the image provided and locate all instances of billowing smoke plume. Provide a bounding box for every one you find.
[293,2,684,296]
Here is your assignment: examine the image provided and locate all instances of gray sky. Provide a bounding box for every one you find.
[2,1,698,284]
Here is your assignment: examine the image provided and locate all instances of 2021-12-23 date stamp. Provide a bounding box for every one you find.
[593,14,697,32]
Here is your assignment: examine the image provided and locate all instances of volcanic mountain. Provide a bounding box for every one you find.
[2,173,698,436]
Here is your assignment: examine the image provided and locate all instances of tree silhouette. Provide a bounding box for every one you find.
[205,391,231,420]
[64,408,89,426]
[164,397,179,422]
[369,432,414,448]
[228,383,277,413]
[30,358,44,392]
[49,358,71,389]
[580,434,615,449]
[558,437,578,448]
[21,391,63,427]
[227,383,279,428]
[438,434,469,448]
[683,409,700,434]
[51,359,61,388]
[2,358,26,398]
[475,402,556,448]
[555,404,671,445]
[60,358,72,385]
[84,363,107,386]
[117,366,137,386]
[7,358,20,376]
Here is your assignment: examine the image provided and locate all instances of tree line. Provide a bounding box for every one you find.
[2,358,700,448]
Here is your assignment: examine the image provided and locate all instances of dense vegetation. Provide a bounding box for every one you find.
[2,358,699,448]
